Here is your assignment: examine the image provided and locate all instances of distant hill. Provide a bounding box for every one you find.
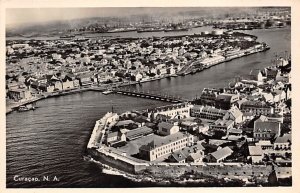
[6,7,290,37]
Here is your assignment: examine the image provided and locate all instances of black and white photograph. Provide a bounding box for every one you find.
[2,1,298,191]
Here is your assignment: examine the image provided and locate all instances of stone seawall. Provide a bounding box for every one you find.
[88,148,147,174]
[88,148,272,181]
[140,163,272,180]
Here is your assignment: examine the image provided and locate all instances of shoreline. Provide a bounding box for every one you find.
[86,156,251,186]
[83,49,291,185]
[6,45,270,115]
[86,146,273,186]
[6,25,290,40]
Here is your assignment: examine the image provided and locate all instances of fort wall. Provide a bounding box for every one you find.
[88,148,273,181]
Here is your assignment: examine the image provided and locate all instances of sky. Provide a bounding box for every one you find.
[6,8,202,27]
[6,7,262,28]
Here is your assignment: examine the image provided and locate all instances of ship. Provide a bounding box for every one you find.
[106,28,137,33]
[137,28,165,33]
[164,27,190,32]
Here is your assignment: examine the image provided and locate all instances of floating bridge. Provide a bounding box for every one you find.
[113,89,187,103]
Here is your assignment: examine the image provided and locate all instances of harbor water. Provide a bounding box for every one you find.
[6,27,290,187]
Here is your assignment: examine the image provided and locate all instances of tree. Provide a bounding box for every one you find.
[22,72,29,76]
[262,154,270,162]
[268,171,278,186]
[270,153,276,161]
[285,152,292,159]
[194,118,202,124]
[149,73,156,77]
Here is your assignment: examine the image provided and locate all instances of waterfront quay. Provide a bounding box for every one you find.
[86,57,291,185]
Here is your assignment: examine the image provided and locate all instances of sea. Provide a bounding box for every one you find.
[6,26,291,188]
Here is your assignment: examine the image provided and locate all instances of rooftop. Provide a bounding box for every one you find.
[158,122,175,130]
[192,105,227,114]
[255,140,272,146]
[212,119,234,127]
[274,133,291,144]
[242,100,270,108]
[125,126,153,141]
[254,121,280,134]
[216,93,237,102]
[115,120,135,127]
[139,132,191,151]
[248,145,263,156]
[211,146,233,161]
[170,142,205,162]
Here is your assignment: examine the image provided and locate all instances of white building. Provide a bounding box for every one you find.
[149,103,193,120]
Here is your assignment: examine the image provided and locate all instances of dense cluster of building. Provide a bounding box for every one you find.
[62,8,290,35]
[6,30,266,104]
[97,58,291,181]
[213,13,291,30]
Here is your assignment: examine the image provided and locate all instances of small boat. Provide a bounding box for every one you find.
[102,90,114,95]
[102,168,123,176]
[17,103,37,112]
[191,69,197,74]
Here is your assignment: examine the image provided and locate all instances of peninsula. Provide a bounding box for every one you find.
[87,57,291,186]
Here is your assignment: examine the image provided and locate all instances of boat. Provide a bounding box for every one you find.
[106,28,137,33]
[164,27,190,32]
[264,45,271,50]
[17,103,37,112]
[191,69,197,74]
[102,90,114,95]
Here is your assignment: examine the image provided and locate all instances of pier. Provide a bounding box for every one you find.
[113,89,187,103]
